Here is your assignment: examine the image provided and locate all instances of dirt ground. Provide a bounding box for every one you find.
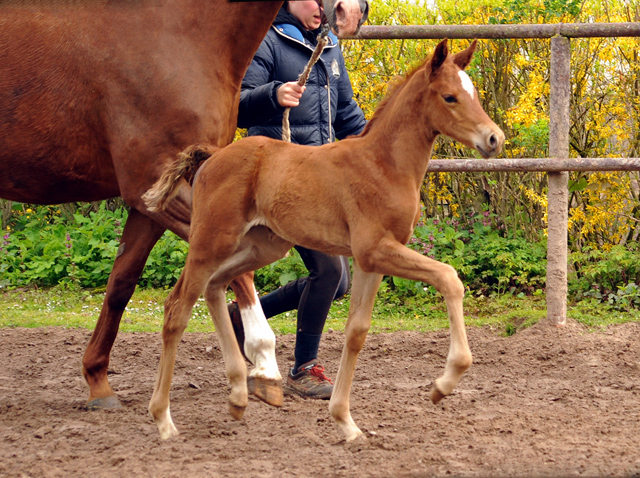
[1,319,640,477]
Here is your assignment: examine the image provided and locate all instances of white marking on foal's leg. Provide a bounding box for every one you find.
[154,405,179,440]
[458,71,475,99]
[240,299,282,381]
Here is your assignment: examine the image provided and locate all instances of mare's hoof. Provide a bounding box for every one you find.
[429,385,446,404]
[228,402,246,420]
[86,394,122,410]
[247,376,283,407]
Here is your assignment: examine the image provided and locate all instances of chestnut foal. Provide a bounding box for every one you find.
[144,39,504,441]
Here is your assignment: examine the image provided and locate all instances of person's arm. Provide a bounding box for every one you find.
[238,39,286,128]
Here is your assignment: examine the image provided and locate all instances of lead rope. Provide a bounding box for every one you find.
[282,23,330,142]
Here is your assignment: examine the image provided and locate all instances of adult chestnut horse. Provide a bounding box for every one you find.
[0,0,368,410]
[144,39,505,441]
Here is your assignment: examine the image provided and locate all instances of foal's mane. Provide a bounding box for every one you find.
[360,56,431,136]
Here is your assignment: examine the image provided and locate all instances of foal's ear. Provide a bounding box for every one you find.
[453,39,478,70]
[430,39,449,74]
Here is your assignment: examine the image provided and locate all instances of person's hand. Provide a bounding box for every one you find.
[277,82,306,107]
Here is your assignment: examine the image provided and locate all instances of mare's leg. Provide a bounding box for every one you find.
[361,238,472,402]
[148,262,210,439]
[83,208,165,409]
[328,263,382,442]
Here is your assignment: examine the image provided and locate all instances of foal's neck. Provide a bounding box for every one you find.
[361,73,437,187]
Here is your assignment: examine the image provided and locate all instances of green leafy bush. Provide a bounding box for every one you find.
[388,209,547,297]
[1,204,124,288]
[0,203,310,292]
[5,203,640,311]
[569,243,640,310]
[253,248,310,293]
[463,231,547,295]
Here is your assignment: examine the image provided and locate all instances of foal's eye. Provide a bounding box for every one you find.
[443,95,457,104]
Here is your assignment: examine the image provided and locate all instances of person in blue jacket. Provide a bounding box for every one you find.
[233,0,366,400]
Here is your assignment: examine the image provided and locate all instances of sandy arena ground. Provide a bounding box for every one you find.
[1,319,640,477]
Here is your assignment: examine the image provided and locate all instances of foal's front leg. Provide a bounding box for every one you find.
[329,264,383,442]
[367,238,472,402]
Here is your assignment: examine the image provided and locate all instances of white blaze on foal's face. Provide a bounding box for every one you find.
[458,70,475,99]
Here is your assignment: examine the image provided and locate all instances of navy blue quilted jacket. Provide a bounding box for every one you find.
[237,8,366,145]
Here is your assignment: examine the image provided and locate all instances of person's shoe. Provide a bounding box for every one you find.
[284,360,333,400]
[227,301,246,359]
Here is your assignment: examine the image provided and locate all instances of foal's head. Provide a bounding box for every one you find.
[423,39,504,158]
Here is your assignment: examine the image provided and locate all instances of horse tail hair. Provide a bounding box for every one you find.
[143,144,217,212]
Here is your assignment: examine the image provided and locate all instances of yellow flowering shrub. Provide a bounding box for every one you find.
[341,0,640,248]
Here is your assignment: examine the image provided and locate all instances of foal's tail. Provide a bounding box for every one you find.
[143,144,217,212]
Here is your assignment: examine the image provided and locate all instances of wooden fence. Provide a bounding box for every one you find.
[348,22,640,326]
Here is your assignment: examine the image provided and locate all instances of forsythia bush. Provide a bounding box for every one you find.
[344,0,640,250]
[342,0,640,298]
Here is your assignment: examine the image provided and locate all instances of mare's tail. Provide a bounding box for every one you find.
[143,144,217,212]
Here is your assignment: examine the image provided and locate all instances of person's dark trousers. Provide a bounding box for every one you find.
[259,246,350,371]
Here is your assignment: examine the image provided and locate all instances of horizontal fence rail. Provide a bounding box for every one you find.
[428,158,640,172]
[352,22,640,39]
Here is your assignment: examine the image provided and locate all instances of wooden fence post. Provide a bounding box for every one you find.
[547,35,571,326]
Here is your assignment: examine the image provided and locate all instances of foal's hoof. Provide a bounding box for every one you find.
[85,394,122,410]
[247,376,283,407]
[228,402,246,420]
[429,385,446,404]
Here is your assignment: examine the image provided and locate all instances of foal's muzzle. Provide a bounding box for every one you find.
[475,128,505,159]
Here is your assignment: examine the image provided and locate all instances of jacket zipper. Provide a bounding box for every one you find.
[326,64,332,144]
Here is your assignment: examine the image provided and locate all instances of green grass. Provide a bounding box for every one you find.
[0,286,212,333]
[1,284,638,335]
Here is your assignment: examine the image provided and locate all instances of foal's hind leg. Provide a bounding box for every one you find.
[329,264,383,442]
[148,265,208,439]
[203,281,251,419]
[228,273,283,405]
